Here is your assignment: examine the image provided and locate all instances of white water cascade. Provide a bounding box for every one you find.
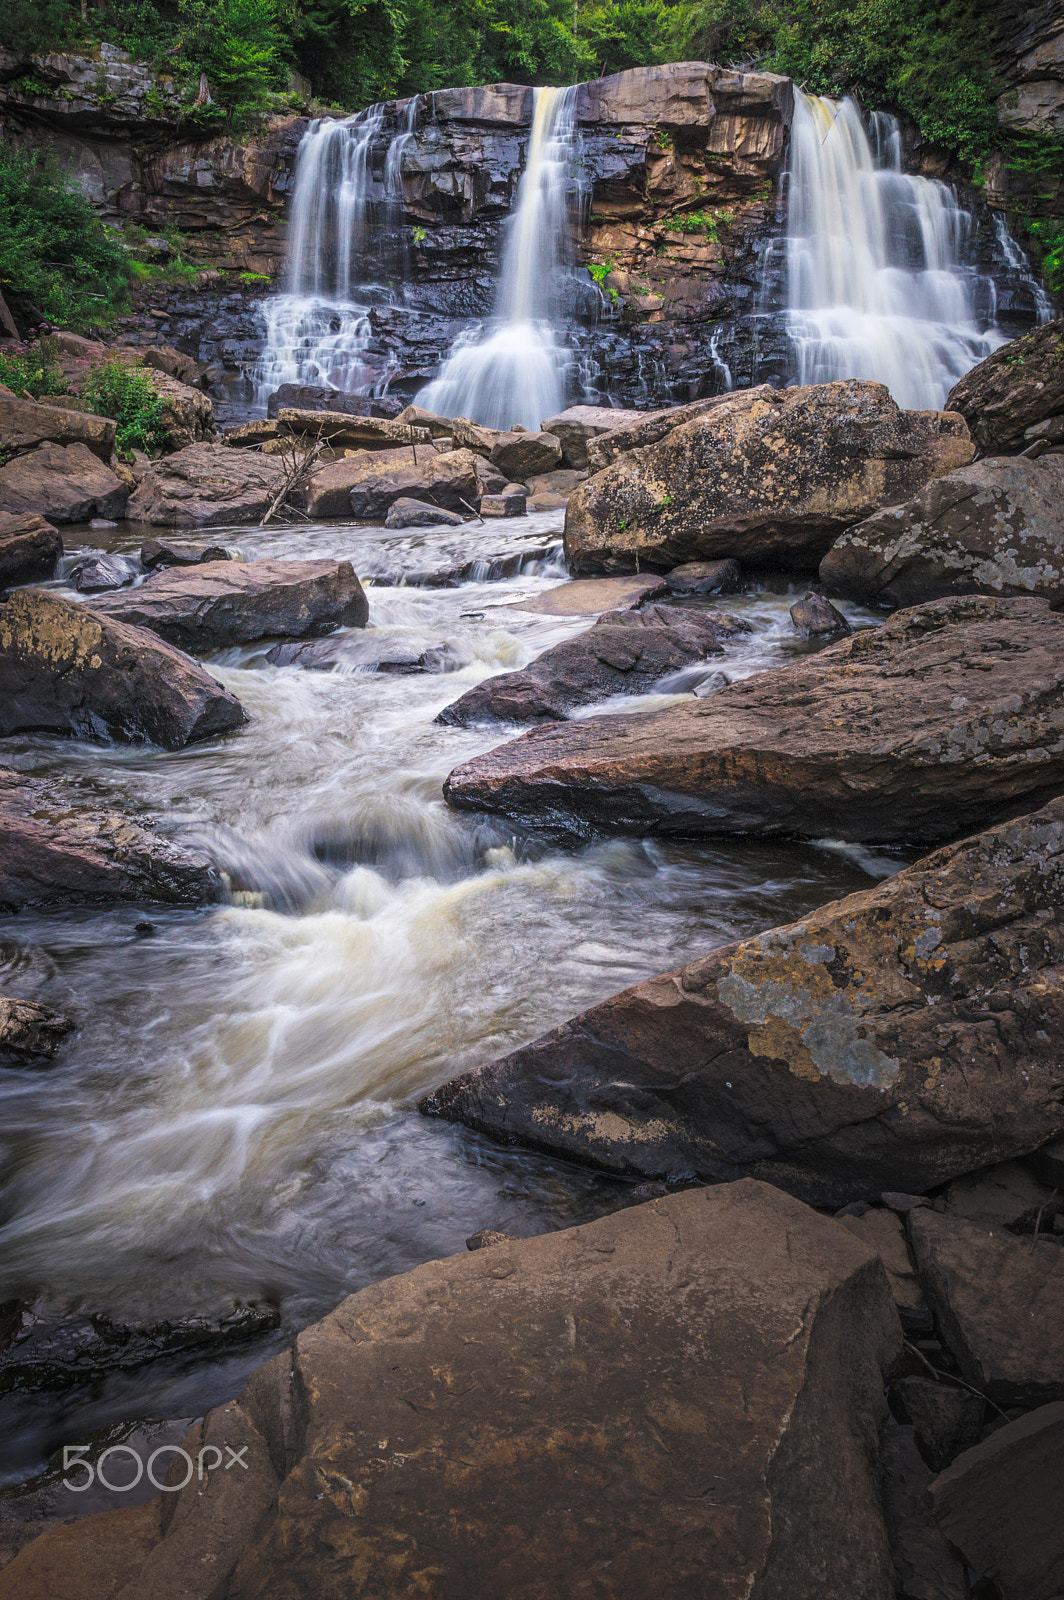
[786,92,1006,410]
[417,85,582,431]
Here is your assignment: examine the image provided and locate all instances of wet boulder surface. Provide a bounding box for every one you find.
[88,558,369,652]
[946,315,1064,453]
[0,589,246,748]
[443,595,1064,846]
[422,797,1064,1207]
[564,381,975,574]
[820,455,1064,606]
[0,997,74,1060]
[438,604,749,725]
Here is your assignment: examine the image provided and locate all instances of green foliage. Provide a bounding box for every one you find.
[587,258,621,303]
[0,143,129,330]
[0,336,66,398]
[674,206,733,237]
[669,0,770,65]
[82,361,170,458]
[1028,217,1064,295]
[239,270,273,284]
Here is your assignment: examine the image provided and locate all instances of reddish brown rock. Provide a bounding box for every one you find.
[0,442,129,525]
[0,395,116,461]
[125,442,286,528]
[946,316,1064,454]
[422,798,1064,1206]
[0,513,61,589]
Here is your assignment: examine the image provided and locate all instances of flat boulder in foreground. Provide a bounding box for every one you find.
[564,381,974,573]
[0,768,220,911]
[422,798,1064,1206]
[444,596,1064,845]
[820,455,1064,606]
[88,558,369,651]
[0,1182,902,1599]
[126,442,287,527]
[0,589,246,748]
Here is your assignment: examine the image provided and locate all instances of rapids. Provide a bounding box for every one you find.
[0,512,899,1486]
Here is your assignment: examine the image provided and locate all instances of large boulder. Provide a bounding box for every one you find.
[946,316,1064,454]
[0,442,129,524]
[584,391,766,471]
[4,1182,903,1600]
[276,407,424,450]
[0,513,62,589]
[125,443,287,528]
[89,559,369,652]
[564,382,975,573]
[304,445,479,520]
[0,768,220,911]
[0,395,116,461]
[541,404,645,469]
[437,605,748,725]
[145,369,217,451]
[488,429,563,480]
[443,596,1064,845]
[908,1211,1064,1407]
[820,456,1064,606]
[422,797,1064,1207]
[0,588,246,747]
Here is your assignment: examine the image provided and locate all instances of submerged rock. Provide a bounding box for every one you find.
[0,513,62,590]
[820,455,1064,606]
[0,768,221,911]
[16,1182,901,1599]
[946,315,1064,454]
[267,633,465,674]
[126,442,287,528]
[565,382,975,573]
[88,558,369,651]
[0,997,74,1061]
[422,797,1064,1207]
[0,589,246,747]
[443,596,1064,845]
[0,442,130,525]
[140,537,238,570]
[437,605,748,724]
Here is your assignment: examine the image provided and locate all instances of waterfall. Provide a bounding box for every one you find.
[417,85,582,431]
[786,92,1006,411]
[252,101,418,409]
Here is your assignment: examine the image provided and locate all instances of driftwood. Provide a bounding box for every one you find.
[260,427,329,526]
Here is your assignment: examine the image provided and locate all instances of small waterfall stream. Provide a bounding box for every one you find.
[417,86,584,430]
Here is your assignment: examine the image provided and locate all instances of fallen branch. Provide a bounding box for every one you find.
[260,426,328,526]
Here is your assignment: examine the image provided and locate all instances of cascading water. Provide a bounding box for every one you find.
[417,86,583,431]
[786,92,1008,410]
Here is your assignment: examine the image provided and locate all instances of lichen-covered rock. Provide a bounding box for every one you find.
[584,392,763,471]
[422,797,1064,1206]
[565,383,975,573]
[0,588,246,747]
[820,456,1064,606]
[0,767,221,911]
[443,595,1064,845]
[0,442,129,524]
[790,591,851,637]
[89,558,369,652]
[946,318,1064,454]
[0,513,62,589]
[488,429,562,480]
[438,604,748,724]
[125,442,287,528]
[145,369,217,451]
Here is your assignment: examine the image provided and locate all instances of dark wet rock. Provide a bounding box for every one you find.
[89,558,368,652]
[0,997,74,1061]
[383,497,464,529]
[880,1420,967,1600]
[0,588,246,747]
[664,557,742,595]
[1032,1136,1064,1187]
[480,485,527,517]
[931,1403,1064,1600]
[890,1377,986,1473]
[837,1209,931,1333]
[541,405,645,470]
[946,316,1064,454]
[0,442,130,525]
[422,798,1064,1208]
[566,383,975,574]
[0,513,62,589]
[126,442,286,528]
[790,591,852,637]
[442,596,1064,846]
[820,456,1064,606]
[268,384,394,419]
[909,1210,1064,1406]
[0,1300,279,1395]
[76,1180,899,1600]
[503,574,666,615]
[934,1160,1062,1231]
[267,633,464,675]
[488,429,563,480]
[0,395,116,462]
[73,553,137,593]
[139,537,238,570]
[0,767,221,912]
[438,605,748,725]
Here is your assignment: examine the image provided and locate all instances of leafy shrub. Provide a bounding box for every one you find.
[1028,217,1064,295]
[0,336,67,399]
[0,144,129,330]
[82,361,170,458]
